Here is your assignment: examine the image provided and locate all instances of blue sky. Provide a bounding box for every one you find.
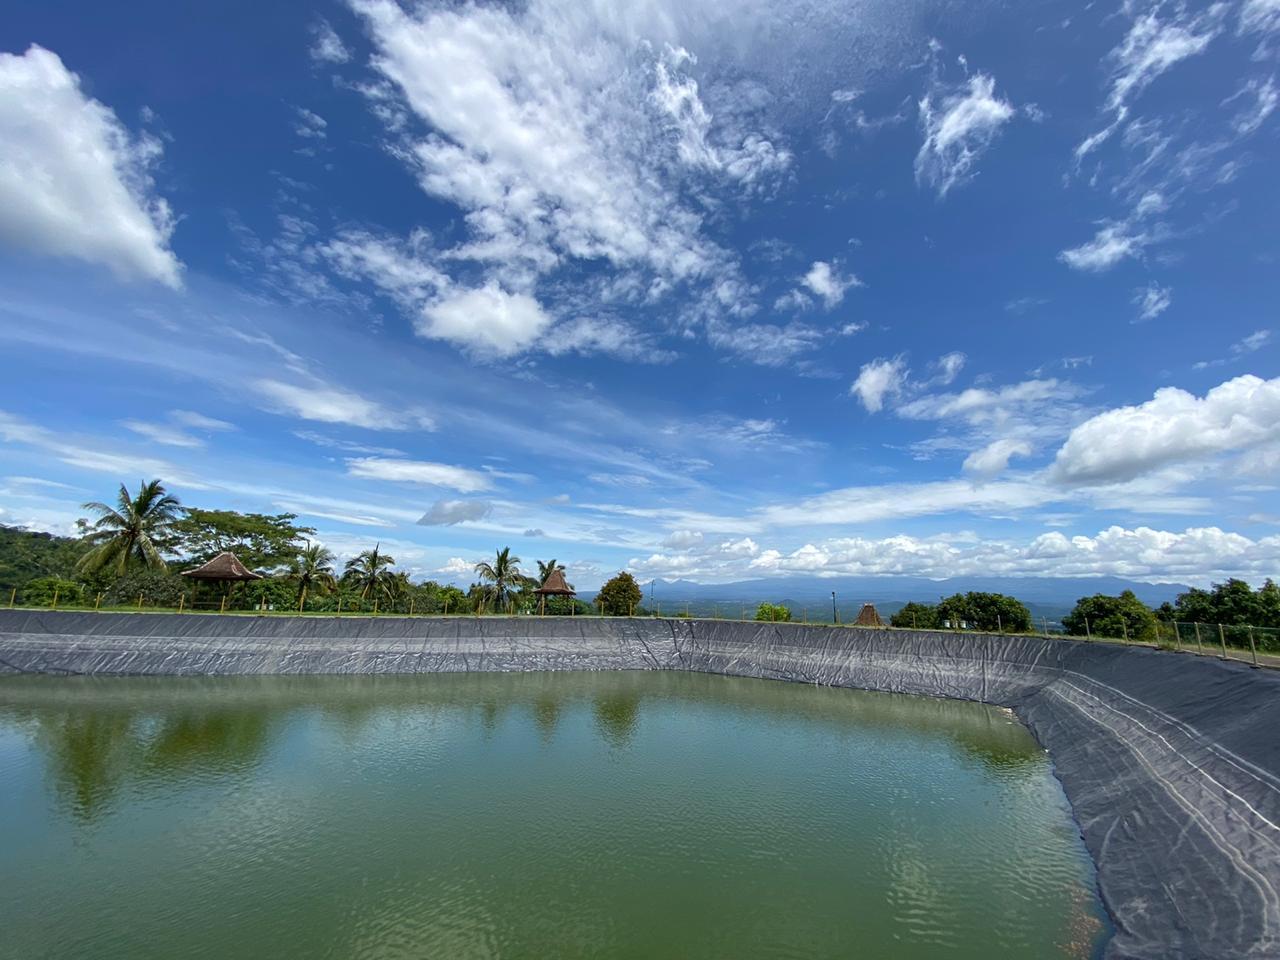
[1,0,1278,587]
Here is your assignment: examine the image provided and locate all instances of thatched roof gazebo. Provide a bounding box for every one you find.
[854,602,884,627]
[181,552,262,611]
[534,568,575,615]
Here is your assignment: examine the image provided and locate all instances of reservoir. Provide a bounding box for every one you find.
[0,671,1106,959]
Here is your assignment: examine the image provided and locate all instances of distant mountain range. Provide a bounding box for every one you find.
[607,575,1192,623]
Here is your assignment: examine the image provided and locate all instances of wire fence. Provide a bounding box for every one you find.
[5,588,1279,669]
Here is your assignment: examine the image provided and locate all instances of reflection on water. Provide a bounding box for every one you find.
[0,672,1106,959]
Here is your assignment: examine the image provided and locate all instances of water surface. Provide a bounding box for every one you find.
[0,672,1106,959]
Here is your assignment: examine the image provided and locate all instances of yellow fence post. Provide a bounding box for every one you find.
[1219,623,1228,659]
[220,595,227,614]
[410,597,415,616]
[1194,622,1204,655]
[178,594,185,614]
[373,597,379,616]
[137,594,144,611]
[51,588,59,610]
[443,598,449,616]
[94,592,102,611]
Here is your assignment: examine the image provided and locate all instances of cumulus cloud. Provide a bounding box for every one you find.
[1050,375,1280,485]
[0,45,181,286]
[254,379,433,431]
[851,356,907,412]
[347,457,493,492]
[418,283,553,358]
[799,260,860,308]
[915,70,1015,196]
[963,438,1033,478]
[436,557,473,576]
[1133,282,1172,321]
[417,499,494,525]
[663,529,704,549]
[929,351,966,386]
[1060,222,1151,272]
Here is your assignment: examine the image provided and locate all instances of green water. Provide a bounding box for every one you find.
[0,672,1106,959]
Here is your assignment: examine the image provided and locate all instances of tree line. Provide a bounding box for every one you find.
[0,479,645,616]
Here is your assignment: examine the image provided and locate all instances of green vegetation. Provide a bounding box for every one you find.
[889,601,940,629]
[596,571,642,616]
[174,509,314,570]
[1063,591,1159,642]
[755,602,792,622]
[1157,578,1280,628]
[887,593,1031,632]
[474,547,525,611]
[76,480,181,576]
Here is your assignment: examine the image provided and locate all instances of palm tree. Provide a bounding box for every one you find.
[474,547,525,612]
[344,544,395,599]
[76,480,181,576]
[288,542,336,607]
[536,558,565,587]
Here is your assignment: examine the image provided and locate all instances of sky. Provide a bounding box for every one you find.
[0,0,1278,589]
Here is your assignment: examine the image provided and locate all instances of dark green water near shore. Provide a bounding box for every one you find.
[0,672,1106,959]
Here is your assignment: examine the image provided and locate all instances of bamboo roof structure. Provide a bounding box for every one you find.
[534,568,575,596]
[854,602,884,627]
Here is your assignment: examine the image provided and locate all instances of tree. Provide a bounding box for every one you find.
[344,544,396,600]
[287,542,336,607]
[474,547,525,611]
[755,602,792,622]
[597,571,642,616]
[1063,590,1158,642]
[1169,579,1280,628]
[76,480,182,577]
[536,558,565,587]
[890,601,940,629]
[935,592,1032,632]
[173,509,314,572]
[20,577,83,607]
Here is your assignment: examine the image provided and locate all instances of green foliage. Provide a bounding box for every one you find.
[543,594,590,616]
[0,525,87,590]
[286,542,337,604]
[174,509,314,572]
[535,558,565,586]
[241,577,298,611]
[77,480,182,576]
[889,601,940,629]
[343,544,396,600]
[755,602,792,622]
[1063,590,1159,642]
[1169,578,1280,628]
[20,577,83,607]
[597,571,642,616]
[104,569,188,608]
[935,592,1033,632]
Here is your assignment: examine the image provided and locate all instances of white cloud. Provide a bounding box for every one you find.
[799,260,860,308]
[418,283,553,358]
[963,438,1033,478]
[1051,375,1280,485]
[254,379,433,431]
[1241,0,1280,35]
[0,45,181,286]
[347,457,493,492]
[120,419,204,448]
[851,356,907,413]
[915,71,1015,197]
[930,351,966,386]
[311,19,352,64]
[662,529,704,549]
[417,499,494,525]
[1193,330,1272,369]
[293,107,328,140]
[1225,76,1278,136]
[897,378,1079,424]
[1059,221,1150,271]
[1133,282,1172,321]
[170,410,236,432]
[436,557,474,577]
[634,525,1280,585]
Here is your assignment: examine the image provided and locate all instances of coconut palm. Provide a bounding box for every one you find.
[76,480,182,576]
[474,547,525,612]
[288,542,337,606]
[344,544,395,599]
[535,558,565,587]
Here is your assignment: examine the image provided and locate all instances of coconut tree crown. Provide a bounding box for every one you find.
[76,479,182,576]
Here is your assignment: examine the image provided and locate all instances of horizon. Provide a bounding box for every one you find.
[2,0,1279,591]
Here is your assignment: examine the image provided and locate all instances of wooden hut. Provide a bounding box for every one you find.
[854,602,884,627]
[181,551,263,610]
[534,568,575,615]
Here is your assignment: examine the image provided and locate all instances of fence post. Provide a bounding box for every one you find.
[1193,622,1203,656]
[373,597,379,616]
[996,613,1002,634]
[220,595,227,614]
[1172,622,1180,651]
[1122,619,1129,644]
[8,587,14,608]
[1218,623,1228,660]
[1084,616,1091,641]
[137,594,144,611]
[1248,627,1260,668]
[410,597,415,616]
[94,592,102,611]
[178,593,184,614]
[443,598,449,616]
[51,588,59,610]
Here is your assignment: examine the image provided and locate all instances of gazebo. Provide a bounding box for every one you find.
[534,568,576,615]
[854,602,884,627]
[181,551,263,611]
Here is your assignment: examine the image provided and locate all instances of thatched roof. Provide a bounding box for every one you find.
[181,551,263,581]
[854,602,883,626]
[534,568,575,596]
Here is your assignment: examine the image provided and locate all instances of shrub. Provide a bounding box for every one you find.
[1063,590,1158,643]
[755,602,792,622]
[597,572,643,616]
[21,577,82,607]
